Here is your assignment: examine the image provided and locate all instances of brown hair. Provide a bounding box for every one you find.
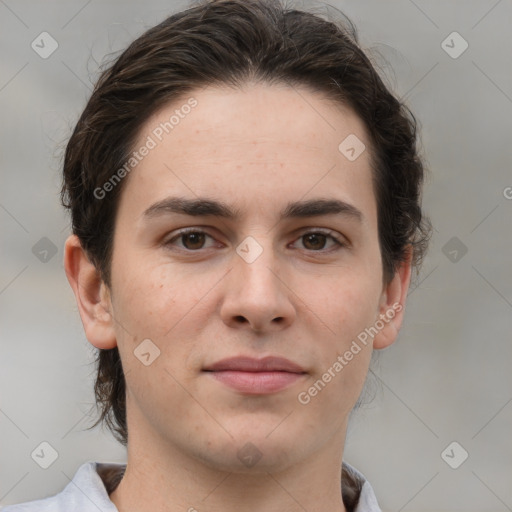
[62,0,431,469]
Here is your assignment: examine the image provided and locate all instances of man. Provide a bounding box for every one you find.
[3,1,430,510]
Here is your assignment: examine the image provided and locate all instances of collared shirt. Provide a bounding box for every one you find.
[2,461,382,512]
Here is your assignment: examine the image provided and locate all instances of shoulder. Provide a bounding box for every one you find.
[342,462,382,512]
[1,462,123,512]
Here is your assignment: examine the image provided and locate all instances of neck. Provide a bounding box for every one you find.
[109,427,349,512]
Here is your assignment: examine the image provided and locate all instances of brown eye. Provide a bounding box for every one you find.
[180,232,206,250]
[165,229,216,251]
[302,233,328,250]
[293,230,344,252]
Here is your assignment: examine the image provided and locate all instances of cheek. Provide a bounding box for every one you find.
[297,283,377,420]
[310,271,382,340]
[109,258,213,383]
[302,274,380,393]
[111,257,191,337]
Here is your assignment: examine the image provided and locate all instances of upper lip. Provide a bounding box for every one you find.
[204,356,306,373]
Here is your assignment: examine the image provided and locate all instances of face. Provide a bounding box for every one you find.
[70,82,409,473]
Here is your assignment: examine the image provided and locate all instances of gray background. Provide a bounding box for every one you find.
[1,1,511,510]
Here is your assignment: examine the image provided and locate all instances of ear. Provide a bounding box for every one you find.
[372,246,413,350]
[64,234,117,349]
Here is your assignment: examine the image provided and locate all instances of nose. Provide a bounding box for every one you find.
[219,236,296,333]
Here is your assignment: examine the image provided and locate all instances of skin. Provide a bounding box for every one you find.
[64,82,411,512]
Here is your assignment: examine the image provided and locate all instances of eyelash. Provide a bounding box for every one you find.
[163,227,346,253]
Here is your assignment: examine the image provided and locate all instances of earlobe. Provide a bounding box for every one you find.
[63,234,117,350]
[372,247,413,350]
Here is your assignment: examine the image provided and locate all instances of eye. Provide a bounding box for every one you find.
[164,228,218,251]
[290,230,345,252]
[164,228,346,253]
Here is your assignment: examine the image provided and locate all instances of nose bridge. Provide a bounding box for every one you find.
[220,230,295,331]
[234,232,279,285]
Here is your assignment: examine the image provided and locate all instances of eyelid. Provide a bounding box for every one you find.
[293,227,347,244]
[164,226,348,251]
[164,227,220,249]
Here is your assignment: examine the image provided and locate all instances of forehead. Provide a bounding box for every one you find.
[148,82,368,153]
[119,82,376,225]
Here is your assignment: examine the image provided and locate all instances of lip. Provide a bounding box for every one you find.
[203,356,307,394]
[204,356,306,373]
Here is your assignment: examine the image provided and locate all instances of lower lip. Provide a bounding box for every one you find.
[206,371,305,394]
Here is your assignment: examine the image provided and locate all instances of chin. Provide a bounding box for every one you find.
[190,429,306,474]
[196,446,296,474]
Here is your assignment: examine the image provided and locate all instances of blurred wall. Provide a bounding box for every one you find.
[1,1,511,510]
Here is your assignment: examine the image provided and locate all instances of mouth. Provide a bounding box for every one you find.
[203,356,307,394]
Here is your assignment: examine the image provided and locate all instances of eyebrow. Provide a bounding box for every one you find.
[142,196,363,222]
